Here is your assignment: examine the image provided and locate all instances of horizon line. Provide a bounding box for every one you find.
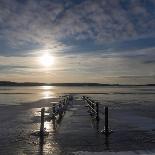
[0,81,155,86]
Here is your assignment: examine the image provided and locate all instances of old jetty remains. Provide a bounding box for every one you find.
[31,94,155,153]
[38,95,111,137]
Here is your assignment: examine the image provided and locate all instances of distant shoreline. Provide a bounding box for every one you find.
[0,81,155,87]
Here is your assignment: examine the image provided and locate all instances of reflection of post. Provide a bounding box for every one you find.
[105,136,110,150]
[40,108,45,136]
[39,133,44,155]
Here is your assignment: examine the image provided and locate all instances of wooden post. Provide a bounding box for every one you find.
[96,102,99,121]
[91,103,95,115]
[63,99,66,111]
[40,108,45,136]
[88,101,91,113]
[52,104,56,114]
[105,106,109,136]
[101,106,112,135]
[59,104,62,118]
[66,96,69,104]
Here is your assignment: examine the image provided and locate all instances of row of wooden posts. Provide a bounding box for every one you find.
[82,96,100,121]
[40,95,70,136]
[82,96,111,136]
[39,95,111,137]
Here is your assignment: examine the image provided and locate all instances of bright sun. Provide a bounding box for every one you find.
[39,53,54,67]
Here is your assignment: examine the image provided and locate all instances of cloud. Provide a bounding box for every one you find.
[0,0,66,55]
[0,65,32,75]
[0,65,30,70]
[54,0,155,42]
[143,60,155,64]
[117,75,155,78]
[0,0,155,57]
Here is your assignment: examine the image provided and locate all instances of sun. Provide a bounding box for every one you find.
[39,53,54,67]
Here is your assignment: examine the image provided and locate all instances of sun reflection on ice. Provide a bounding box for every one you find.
[38,122,60,155]
[41,86,56,99]
[44,121,52,132]
[42,90,54,99]
[42,86,54,90]
[42,91,51,99]
[30,101,60,154]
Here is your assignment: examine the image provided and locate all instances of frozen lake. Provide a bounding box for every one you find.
[0,85,155,105]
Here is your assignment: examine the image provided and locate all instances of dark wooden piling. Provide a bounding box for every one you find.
[104,106,113,136]
[40,108,45,136]
[100,106,112,136]
[105,106,109,136]
[91,103,95,115]
[52,104,56,114]
[59,104,63,118]
[96,102,99,121]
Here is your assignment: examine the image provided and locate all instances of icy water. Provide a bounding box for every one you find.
[0,85,155,105]
[0,86,155,155]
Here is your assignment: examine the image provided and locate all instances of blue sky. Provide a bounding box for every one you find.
[0,0,155,84]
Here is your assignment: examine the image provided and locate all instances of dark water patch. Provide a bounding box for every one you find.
[136,88,155,92]
[0,95,155,154]
[111,92,155,95]
[65,92,155,95]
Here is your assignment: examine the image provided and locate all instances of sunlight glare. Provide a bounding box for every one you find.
[42,91,55,99]
[39,53,54,67]
[42,85,54,90]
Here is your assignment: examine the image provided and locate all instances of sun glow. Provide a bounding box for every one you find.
[39,53,54,67]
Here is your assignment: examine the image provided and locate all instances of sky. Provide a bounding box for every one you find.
[0,0,155,84]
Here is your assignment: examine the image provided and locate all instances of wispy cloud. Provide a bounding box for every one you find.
[0,0,155,56]
[143,60,155,64]
[0,0,155,83]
